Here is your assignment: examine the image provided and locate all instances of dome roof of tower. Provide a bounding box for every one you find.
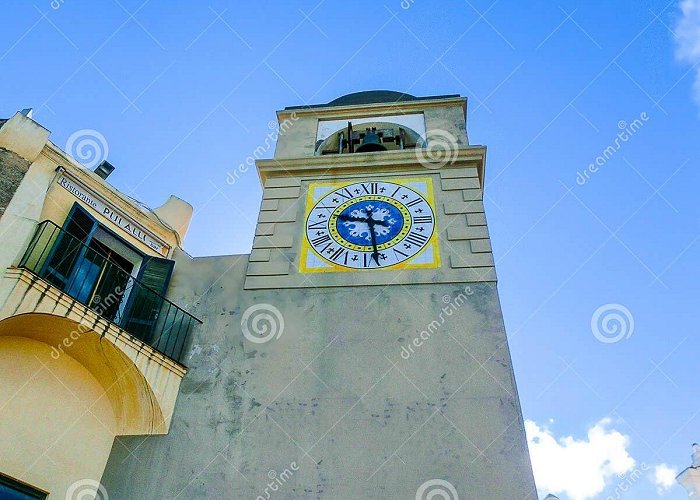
[327,90,417,106]
[284,90,460,110]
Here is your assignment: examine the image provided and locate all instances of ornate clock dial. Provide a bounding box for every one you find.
[305,181,435,269]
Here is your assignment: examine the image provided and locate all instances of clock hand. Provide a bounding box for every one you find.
[366,217,380,265]
[336,214,368,223]
[363,206,389,227]
[336,213,389,227]
[337,207,385,265]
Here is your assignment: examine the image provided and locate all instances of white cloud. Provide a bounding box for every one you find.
[525,418,636,500]
[653,463,678,495]
[675,0,700,105]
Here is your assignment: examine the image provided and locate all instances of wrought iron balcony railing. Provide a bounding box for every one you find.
[17,220,199,363]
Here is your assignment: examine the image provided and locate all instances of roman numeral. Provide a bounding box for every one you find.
[391,186,401,197]
[361,182,378,194]
[393,248,409,259]
[311,234,331,246]
[413,216,433,224]
[329,247,348,263]
[307,220,326,230]
[316,204,337,210]
[405,198,422,207]
[335,188,354,200]
[405,231,428,246]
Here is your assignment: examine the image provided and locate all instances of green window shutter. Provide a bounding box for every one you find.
[122,256,174,343]
[138,256,174,295]
[43,203,97,289]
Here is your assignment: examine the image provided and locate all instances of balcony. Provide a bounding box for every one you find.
[15,220,199,363]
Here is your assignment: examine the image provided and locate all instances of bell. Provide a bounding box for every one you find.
[356,130,387,152]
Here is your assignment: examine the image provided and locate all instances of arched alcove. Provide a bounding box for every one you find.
[0,313,166,435]
[0,334,116,496]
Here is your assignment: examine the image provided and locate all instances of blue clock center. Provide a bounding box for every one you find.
[335,200,404,246]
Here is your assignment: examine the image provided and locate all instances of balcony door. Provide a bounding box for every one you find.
[40,203,175,344]
[42,203,98,291]
[43,204,141,320]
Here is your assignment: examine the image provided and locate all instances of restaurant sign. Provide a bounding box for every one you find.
[57,174,170,256]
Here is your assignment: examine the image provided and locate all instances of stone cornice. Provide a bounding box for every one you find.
[256,146,486,187]
[5,267,188,377]
[277,96,467,121]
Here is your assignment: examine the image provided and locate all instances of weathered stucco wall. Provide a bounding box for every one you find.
[101,251,535,499]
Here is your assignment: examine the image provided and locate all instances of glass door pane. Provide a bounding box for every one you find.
[0,474,47,500]
[65,254,101,304]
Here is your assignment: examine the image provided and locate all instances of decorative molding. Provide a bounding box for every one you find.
[441,177,480,191]
[276,96,467,121]
[256,147,486,188]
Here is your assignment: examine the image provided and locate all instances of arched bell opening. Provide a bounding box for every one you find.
[314,121,425,156]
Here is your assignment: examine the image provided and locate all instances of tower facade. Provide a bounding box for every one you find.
[100,90,536,498]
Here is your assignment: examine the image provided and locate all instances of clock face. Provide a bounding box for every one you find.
[301,178,439,272]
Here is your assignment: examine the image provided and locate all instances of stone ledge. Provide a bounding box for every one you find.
[258,209,298,224]
[249,249,271,262]
[252,233,294,249]
[246,261,291,276]
[466,213,487,226]
[439,167,478,179]
[470,239,492,253]
[264,177,302,188]
[441,177,480,191]
[449,252,495,268]
[446,225,490,241]
[262,186,301,200]
[255,223,275,236]
[462,189,483,201]
[444,201,484,215]
[260,199,279,211]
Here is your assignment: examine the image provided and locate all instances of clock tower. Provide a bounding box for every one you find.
[101,91,537,499]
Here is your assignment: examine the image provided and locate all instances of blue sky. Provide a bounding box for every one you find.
[2,0,699,498]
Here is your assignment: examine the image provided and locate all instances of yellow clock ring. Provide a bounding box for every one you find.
[328,195,412,252]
